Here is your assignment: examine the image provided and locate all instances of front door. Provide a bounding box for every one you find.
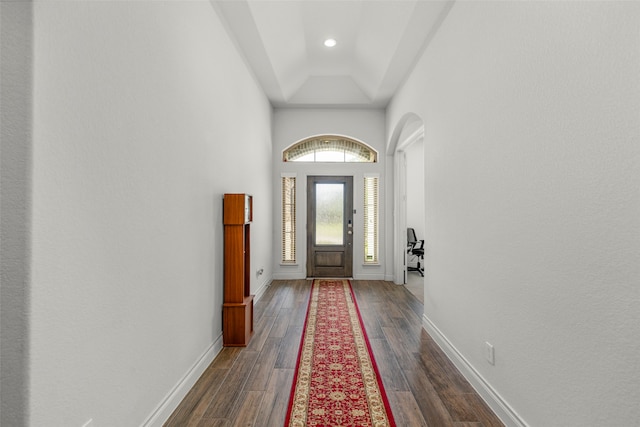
[307,176,353,277]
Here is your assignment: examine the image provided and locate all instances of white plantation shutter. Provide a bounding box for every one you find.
[363,174,379,264]
[282,174,296,263]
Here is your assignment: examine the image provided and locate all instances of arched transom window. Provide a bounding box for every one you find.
[283,136,377,163]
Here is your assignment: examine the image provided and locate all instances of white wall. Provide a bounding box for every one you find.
[405,140,425,240]
[1,2,33,425]
[387,2,640,426]
[272,109,389,280]
[23,1,272,425]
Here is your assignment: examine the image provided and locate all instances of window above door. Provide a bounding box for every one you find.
[283,135,377,163]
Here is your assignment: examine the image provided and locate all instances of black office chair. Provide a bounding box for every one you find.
[407,228,424,276]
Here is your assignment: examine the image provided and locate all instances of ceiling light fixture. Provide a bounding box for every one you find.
[324,38,337,48]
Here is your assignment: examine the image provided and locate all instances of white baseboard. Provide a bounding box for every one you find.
[353,273,385,280]
[272,272,306,280]
[253,274,273,303]
[421,315,528,427]
[142,335,223,427]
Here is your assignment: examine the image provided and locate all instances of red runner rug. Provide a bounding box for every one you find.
[285,279,396,427]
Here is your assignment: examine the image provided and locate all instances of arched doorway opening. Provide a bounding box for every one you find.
[388,114,425,300]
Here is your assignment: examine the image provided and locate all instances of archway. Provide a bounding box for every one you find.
[388,114,425,295]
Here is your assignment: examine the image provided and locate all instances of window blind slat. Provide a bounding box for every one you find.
[364,176,379,264]
[282,176,296,263]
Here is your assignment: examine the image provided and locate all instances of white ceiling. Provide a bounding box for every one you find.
[212,0,453,109]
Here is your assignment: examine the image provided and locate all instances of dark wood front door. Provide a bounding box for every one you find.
[307,176,353,278]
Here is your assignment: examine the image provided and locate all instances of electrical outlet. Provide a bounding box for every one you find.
[485,342,495,365]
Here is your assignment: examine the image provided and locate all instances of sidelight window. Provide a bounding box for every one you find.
[364,174,379,264]
[281,174,296,263]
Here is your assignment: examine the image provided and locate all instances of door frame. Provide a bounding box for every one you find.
[394,152,408,284]
[393,124,425,284]
[306,176,354,278]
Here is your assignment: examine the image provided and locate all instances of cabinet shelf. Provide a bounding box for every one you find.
[222,193,254,346]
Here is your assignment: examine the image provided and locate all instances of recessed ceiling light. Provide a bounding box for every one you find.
[324,38,337,48]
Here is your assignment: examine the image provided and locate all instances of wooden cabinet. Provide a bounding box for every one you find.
[223,193,254,346]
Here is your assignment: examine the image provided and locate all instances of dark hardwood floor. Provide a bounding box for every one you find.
[164,280,504,427]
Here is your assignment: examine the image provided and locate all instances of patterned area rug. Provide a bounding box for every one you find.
[285,279,396,426]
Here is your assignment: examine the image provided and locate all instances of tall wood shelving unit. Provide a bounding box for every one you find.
[222,193,254,347]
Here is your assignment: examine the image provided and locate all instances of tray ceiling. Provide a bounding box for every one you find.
[212,0,453,108]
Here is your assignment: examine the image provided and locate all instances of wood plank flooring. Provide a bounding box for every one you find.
[164,280,504,427]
